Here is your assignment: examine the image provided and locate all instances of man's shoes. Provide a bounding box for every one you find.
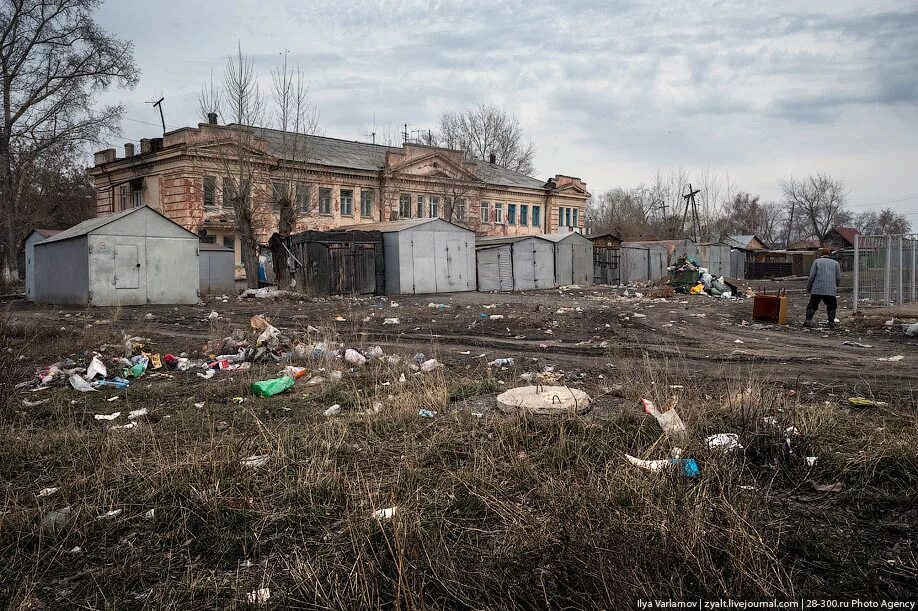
[803,320,814,328]
[827,322,837,329]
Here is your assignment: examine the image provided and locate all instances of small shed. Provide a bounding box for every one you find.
[726,234,768,251]
[25,229,61,301]
[540,232,593,286]
[280,229,384,296]
[696,242,733,278]
[33,206,200,306]
[620,243,669,283]
[625,239,698,265]
[476,235,555,291]
[199,242,236,295]
[339,218,474,295]
[587,232,623,284]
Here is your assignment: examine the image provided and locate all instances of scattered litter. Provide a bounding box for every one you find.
[805,456,818,467]
[37,487,59,498]
[344,348,367,366]
[208,311,219,320]
[383,317,400,325]
[418,409,437,418]
[86,355,107,380]
[733,339,744,344]
[372,506,397,520]
[641,398,687,437]
[232,397,245,404]
[106,395,120,402]
[69,374,97,393]
[128,408,148,419]
[251,376,296,397]
[420,359,440,372]
[488,358,514,368]
[705,433,742,452]
[22,398,49,407]
[145,509,155,519]
[246,587,271,605]
[906,322,918,337]
[93,376,130,390]
[496,385,591,415]
[42,507,71,532]
[196,369,215,379]
[489,314,504,320]
[96,509,122,520]
[109,422,136,431]
[428,302,448,309]
[324,404,342,417]
[632,313,647,318]
[194,401,206,408]
[94,412,121,421]
[625,453,700,477]
[848,397,889,408]
[877,355,904,362]
[842,341,873,348]
[242,454,270,469]
[812,481,844,493]
[334,316,346,322]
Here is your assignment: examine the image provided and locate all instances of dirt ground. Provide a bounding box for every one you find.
[6,281,916,408]
[1,282,916,607]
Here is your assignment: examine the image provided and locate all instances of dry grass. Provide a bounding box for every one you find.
[0,315,916,609]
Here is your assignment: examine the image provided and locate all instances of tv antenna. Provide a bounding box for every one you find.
[364,113,377,144]
[682,184,701,242]
[147,96,166,135]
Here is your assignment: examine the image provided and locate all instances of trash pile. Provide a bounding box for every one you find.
[668,256,741,298]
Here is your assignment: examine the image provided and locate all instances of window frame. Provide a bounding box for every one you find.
[456,198,466,221]
[399,193,411,218]
[572,208,579,228]
[222,235,235,250]
[360,189,374,217]
[271,180,288,211]
[203,175,217,209]
[532,205,541,227]
[318,187,332,215]
[495,203,504,224]
[508,203,517,226]
[416,194,425,218]
[119,185,129,211]
[480,201,490,224]
[519,204,528,226]
[223,177,236,208]
[295,182,310,213]
[429,195,440,219]
[340,188,354,216]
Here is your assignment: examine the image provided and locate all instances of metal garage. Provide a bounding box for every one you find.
[620,243,669,283]
[539,232,593,286]
[340,218,475,295]
[199,242,236,295]
[33,206,200,306]
[24,228,61,301]
[476,235,555,291]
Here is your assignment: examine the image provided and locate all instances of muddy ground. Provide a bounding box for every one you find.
[6,281,916,409]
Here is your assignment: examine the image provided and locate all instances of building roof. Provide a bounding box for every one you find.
[537,231,589,243]
[337,218,472,233]
[38,206,146,244]
[476,235,539,247]
[29,228,62,240]
[623,238,695,248]
[38,206,198,244]
[828,226,859,246]
[246,125,548,191]
[585,232,622,241]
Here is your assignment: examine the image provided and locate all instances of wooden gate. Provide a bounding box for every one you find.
[284,230,384,296]
[593,247,620,284]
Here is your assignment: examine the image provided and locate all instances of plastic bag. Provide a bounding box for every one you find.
[69,374,97,392]
[251,375,296,397]
[86,355,107,380]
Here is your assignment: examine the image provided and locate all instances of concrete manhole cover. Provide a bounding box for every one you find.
[496,385,591,415]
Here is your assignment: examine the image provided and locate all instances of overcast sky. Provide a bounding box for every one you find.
[96,0,918,221]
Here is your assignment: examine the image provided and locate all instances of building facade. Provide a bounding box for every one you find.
[88,122,589,272]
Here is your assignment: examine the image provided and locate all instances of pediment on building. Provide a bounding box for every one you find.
[554,182,589,196]
[388,152,482,183]
[189,138,274,163]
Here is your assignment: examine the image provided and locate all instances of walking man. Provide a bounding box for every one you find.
[805,248,842,328]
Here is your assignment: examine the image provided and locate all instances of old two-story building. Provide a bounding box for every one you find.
[88,119,589,273]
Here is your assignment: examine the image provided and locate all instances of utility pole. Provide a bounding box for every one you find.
[786,201,796,248]
[403,123,409,144]
[682,184,701,242]
[152,97,166,135]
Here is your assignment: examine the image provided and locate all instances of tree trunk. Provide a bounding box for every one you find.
[238,221,260,289]
[0,136,18,283]
[269,233,291,290]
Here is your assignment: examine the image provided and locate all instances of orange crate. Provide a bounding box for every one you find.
[752,288,787,325]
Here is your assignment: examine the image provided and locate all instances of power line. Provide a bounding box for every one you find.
[846,194,918,209]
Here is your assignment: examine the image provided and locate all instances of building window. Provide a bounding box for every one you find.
[296,183,310,212]
[319,187,332,214]
[520,205,528,226]
[203,176,217,209]
[360,189,374,217]
[223,235,235,250]
[200,234,216,244]
[399,193,411,218]
[508,203,517,225]
[271,180,287,210]
[532,205,541,227]
[340,189,353,216]
[119,185,129,211]
[416,195,425,218]
[223,177,236,208]
[429,196,440,218]
[132,189,143,208]
[480,202,490,223]
[566,208,572,227]
[572,208,579,228]
[456,198,466,221]
[495,203,504,224]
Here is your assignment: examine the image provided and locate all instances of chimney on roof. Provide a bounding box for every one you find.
[124,143,135,157]
[140,138,151,154]
[150,137,163,152]
[207,112,218,125]
[93,148,116,165]
[488,153,496,165]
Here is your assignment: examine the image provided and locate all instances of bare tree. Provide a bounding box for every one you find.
[0,0,138,280]
[717,191,784,245]
[781,173,848,244]
[438,105,536,175]
[197,46,266,288]
[587,187,658,239]
[853,208,911,235]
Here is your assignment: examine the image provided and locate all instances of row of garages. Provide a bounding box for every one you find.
[26,208,594,305]
[592,237,746,284]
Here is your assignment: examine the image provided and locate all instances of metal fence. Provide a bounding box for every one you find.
[853,234,918,311]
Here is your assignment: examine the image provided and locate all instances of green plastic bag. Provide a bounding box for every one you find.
[123,363,146,379]
[251,375,296,398]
